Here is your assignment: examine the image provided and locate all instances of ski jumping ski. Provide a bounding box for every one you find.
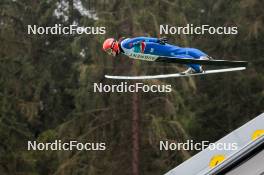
[105,67,246,80]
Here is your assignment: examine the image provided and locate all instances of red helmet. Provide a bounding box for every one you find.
[102,38,120,56]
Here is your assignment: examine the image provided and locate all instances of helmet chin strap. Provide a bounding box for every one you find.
[112,41,120,56]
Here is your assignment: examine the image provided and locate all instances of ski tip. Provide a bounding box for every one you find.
[105,75,112,79]
[105,75,126,79]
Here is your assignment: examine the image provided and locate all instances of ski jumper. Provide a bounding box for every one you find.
[119,37,208,72]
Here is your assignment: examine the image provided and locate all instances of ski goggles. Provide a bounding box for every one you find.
[105,41,117,56]
[105,48,115,56]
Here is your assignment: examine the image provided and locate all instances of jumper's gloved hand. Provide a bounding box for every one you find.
[158,37,168,45]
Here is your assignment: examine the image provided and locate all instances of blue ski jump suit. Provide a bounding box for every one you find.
[119,37,208,72]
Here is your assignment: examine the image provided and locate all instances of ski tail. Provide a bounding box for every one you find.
[156,57,248,67]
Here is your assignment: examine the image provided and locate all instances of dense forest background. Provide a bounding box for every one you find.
[0,0,263,175]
